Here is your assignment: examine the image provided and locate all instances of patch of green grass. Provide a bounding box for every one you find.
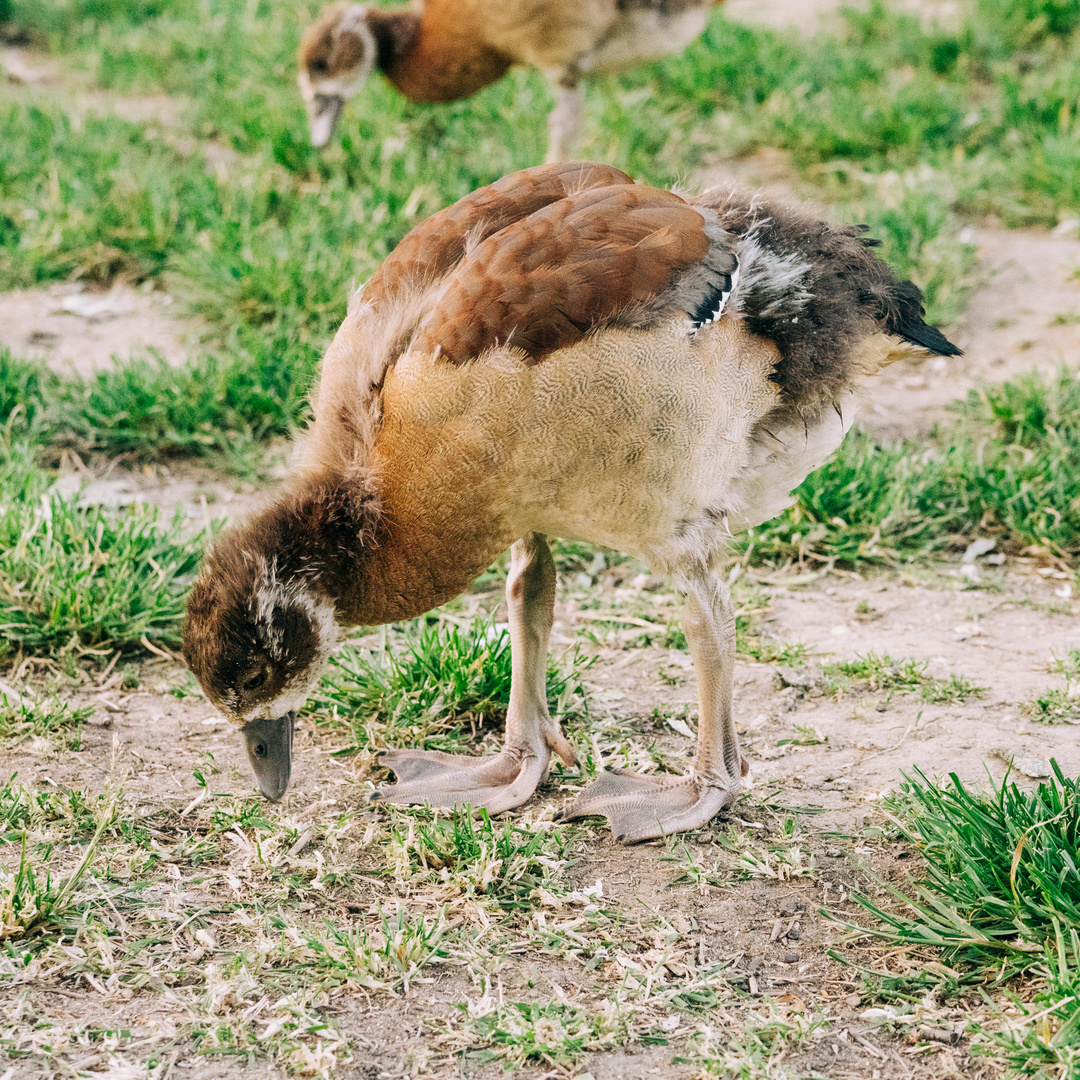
[0,435,204,654]
[0,807,112,941]
[311,619,591,752]
[0,776,125,844]
[2,341,315,464]
[384,808,575,910]
[685,1006,826,1075]
[0,695,92,745]
[860,762,1080,957]
[744,368,1080,568]
[1023,687,1080,725]
[48,336,317,458]
[4,0,1073,429]
[0,349,56,432]
[777,723,827,747]
[296,906,450,994]
[1054,649,1080,679]
[849,762,1080,1075]
[1023,650,1080,723]
[979,930,1080,1077]
[821,651,986,704]
[452,1000,627,1068]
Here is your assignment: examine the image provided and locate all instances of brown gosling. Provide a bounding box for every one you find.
[182,161,960,842]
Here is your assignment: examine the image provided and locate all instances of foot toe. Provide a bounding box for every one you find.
[376,748,482,786]
[371,746,545,813]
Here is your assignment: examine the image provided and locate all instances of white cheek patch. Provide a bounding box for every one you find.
[244,557,341,723]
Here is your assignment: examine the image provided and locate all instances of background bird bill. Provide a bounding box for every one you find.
[308,93,345,147]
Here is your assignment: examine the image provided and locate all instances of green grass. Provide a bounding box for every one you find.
[454,1000,627,1067]
[1023,687,1080,724]
[821,651,986,704]
[1023,649,1080,724]
[0,805,113,941]
[1,0,1076,568]
[0,695,92,744]
[743,368,1080,568]
[0,433,204,655]
[1,343,314,462]
[4,0,1076,383]
[383,806,577,909]
[877,763,1080,951]
[310,618,592,753]
[847,763,1080,1074]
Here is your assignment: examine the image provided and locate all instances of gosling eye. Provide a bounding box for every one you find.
[241,668,269,694]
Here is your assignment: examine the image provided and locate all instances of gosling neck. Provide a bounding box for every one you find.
[258,474,503,629]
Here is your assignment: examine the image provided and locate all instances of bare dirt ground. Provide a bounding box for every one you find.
[9,551,1071,1078]
[866,225,1080,439]
[0,280,199,375]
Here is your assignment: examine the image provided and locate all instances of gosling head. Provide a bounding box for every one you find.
[298,2,378,147]
[182,545,339,800]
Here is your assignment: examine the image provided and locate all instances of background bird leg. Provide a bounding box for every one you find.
[373,533,576,812]
[546,76,584,162]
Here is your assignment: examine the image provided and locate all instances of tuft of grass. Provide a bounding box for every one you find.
[2,342,315,463]
[847,762,1080,1074]
[384,808,576,909]
[687,1007,826,1076]
[857,762,1080,958]
[0,810,112,941]
[821,651,986,704]
[0,776,117,840]
[311,619,591,752]
[0,694,92,745]
[0,348,56,432]
[299,906,450,994]
[1023,687,1080,725]
[47,337,318,459]
[979,929,1080,1077]
[1022,648,1080,724]
[0,435,204,654]
[451,1000,627,1068]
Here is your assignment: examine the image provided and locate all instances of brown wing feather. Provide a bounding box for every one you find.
[411,184,709,363]
[363,162,634,306]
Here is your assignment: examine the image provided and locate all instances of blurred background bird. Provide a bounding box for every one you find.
[298,0,724,160]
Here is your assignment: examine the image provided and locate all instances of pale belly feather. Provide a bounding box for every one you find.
[386,318,852,573]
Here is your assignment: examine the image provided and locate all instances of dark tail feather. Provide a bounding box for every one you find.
[896,319,962,356]
[873,280,962,356]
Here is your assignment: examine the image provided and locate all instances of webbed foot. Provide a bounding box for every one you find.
[556,765,744,843]
[373,732,577,815]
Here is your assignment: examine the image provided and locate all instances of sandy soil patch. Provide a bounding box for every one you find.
[866,224,1080,439]
[0,281,201,376]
